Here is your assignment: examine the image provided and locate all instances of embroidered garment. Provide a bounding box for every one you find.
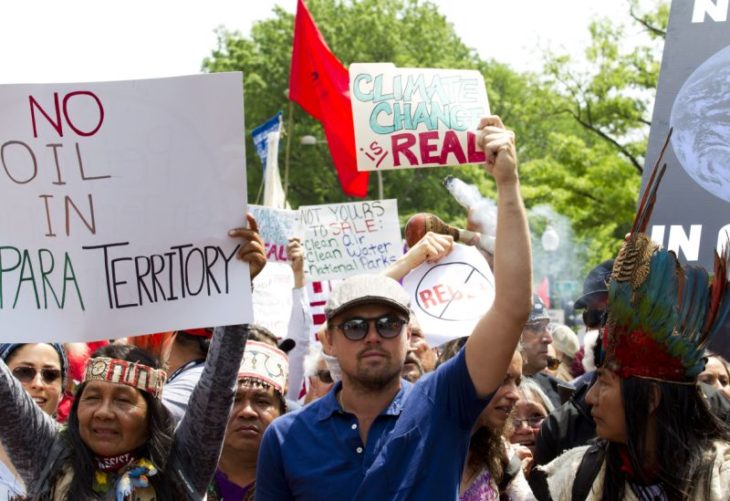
[461,469,499,501]
[93,457,158,501]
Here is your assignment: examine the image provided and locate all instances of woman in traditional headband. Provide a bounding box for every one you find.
[0,324,249,499]
[0,215,265,500]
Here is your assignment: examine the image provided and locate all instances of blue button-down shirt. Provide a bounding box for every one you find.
[256,348,492,500]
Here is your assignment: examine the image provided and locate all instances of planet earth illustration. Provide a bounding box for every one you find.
[671,44,730,203]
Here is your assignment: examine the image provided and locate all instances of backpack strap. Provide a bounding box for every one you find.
[571,444,605,500]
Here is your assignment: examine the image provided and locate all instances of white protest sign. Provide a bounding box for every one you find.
[249,205,300,263]
[252,262,294,340]
[350,63,490,171]
[0,73,252,342]
[402,244,495,346]
[299,199,402,281]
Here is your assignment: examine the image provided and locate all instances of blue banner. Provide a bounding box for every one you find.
[252,112,283,173]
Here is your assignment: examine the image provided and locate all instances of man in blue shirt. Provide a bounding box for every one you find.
[256,115,532,500]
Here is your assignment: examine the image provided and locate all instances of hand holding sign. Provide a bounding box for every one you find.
[229,213,266,280]
[477,116,517,185]
[287,237,306,288]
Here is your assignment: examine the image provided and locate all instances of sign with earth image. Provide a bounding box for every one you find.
[644,0,730,269]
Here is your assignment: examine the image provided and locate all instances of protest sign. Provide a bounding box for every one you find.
[402,244,495,346]
[350,63,490,171]
[252,262,294,339]
[0,73,252,342]
[249,205,300,263]
[299,199,402,280]
[643,1,730,268]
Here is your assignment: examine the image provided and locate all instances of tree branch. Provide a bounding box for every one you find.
[569,111,644,174]
[629,7,666,38]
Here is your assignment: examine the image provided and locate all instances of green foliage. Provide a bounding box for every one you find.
[202,0,669,278]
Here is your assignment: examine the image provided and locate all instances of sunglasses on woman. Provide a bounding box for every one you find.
[12,366,62,385]
[336,315,407,341]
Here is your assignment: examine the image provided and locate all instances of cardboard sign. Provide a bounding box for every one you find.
[402,244,495,346]
[299,199,402,280]
[252,262,294,340]
[350,63,490,171]
[644,1,730,267]
[0,73,252,342]
[249,205,300,263]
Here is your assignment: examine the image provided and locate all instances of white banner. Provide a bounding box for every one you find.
[299,199,402,281]
[402,244,495,346]
[0,73,252,342]
[350,63,490,171]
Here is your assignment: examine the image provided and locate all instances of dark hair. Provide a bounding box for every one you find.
[435,336,468,368]
[62,344,179,498]
[248,325,278,347]
[437,336,508,485]
[174,331,211,355]
[601,377,730,500]
[467,426,506,484]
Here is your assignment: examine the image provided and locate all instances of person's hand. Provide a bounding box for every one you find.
[228,213,266,280]
[407,231,453,267]
[287,237,305,288]
[476,115,517,185]
[512,445,534,476]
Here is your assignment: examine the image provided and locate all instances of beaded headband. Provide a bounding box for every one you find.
[238,341,288,394]
[83,357,167,398]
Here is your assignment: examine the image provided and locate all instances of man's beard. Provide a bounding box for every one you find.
[401,353,424,383]
[348,360,402,392]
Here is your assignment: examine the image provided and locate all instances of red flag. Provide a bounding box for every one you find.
[289,0,369,198]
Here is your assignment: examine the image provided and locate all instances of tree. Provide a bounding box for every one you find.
[202,0,671,283]
[519,0,669,265]
[202,0,539,228]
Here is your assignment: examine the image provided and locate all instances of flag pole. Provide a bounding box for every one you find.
[283,97,294,206]
[377,170,383,200]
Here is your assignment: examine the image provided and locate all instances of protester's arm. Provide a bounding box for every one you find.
[285,237,312,400]
[255,426,295,500]
[465,116,532,397]
[382,232,454,281]
[0,359,60,485]
[171,324,248,496]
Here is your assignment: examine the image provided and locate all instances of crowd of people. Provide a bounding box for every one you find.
[2,115,730,500]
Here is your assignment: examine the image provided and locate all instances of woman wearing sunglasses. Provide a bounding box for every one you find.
[0,342,68,499]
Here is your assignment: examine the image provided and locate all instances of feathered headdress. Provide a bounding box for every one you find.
[603,130,730,382]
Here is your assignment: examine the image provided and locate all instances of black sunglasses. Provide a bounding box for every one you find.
[336,315,407,341]
[12,366,62,385]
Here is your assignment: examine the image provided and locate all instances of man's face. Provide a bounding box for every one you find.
[520,319,552,375]
[223,382,282,456]
[401,317,436,383]
[327,304,409,391]
[699,356,730,399]
[585,369,627,444]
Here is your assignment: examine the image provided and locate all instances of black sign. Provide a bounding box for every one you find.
[644,0,730,268]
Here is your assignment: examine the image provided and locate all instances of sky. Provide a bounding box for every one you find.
[0,0,659,84]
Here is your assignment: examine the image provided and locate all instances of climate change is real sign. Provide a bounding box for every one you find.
[350,63,490,171]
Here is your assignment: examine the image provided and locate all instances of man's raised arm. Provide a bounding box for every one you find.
[465,115,532,397]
